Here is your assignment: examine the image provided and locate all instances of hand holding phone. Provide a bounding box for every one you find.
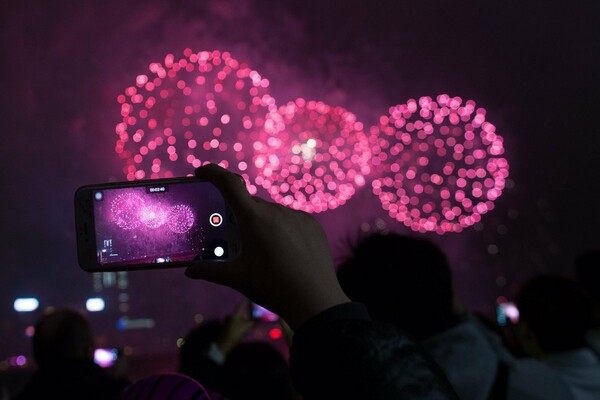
[184,164,351,331]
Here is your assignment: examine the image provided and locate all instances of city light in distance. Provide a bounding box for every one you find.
[86,297,106,312]
[13,298,39,312]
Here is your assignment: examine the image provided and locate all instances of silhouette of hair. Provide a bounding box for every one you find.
[516,275,595,353]
[215,341,292,400]
[118,372,213,400]
[574,249,600,303]
[336,233,455,340]
[32,308,95,367]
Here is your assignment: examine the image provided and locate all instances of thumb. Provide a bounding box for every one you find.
[194,163,254,217]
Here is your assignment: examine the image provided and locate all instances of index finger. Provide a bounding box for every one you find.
[194,163,255,216]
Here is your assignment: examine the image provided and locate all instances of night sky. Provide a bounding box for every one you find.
[1,0,599,367]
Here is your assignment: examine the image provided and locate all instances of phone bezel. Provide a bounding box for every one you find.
[74,176,240,272]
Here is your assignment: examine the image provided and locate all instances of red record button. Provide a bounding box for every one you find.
[209,213,223,227]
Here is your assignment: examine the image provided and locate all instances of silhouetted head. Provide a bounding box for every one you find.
[32,308,95,367]
[337,233,455,340]
[516,275,595,356]
[574,249,600,303]
[215,341,292,400]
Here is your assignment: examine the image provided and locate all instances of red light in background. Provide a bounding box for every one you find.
[268,327,282,340]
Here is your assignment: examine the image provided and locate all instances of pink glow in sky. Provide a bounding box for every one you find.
[253,98,371,213]
[370,94,509,234]
[115,50,510,233]
[115,49,276,194]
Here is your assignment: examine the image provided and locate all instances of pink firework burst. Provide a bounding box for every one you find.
[370,94,509,234]
[167,204,195,233]
[139,204,168,228]
[114,49,276,194]
[253,98,372,213]
[111,192,145,230]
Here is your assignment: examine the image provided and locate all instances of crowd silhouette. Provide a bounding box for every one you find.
[336,233,600,400]
[5,164,600,399]
[11,308,130,400]
[176,300,298,399]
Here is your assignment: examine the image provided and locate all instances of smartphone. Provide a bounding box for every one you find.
[94,347,119,368]
[496,302,520,326]
[250,302,280,322]
[74,176,240,272]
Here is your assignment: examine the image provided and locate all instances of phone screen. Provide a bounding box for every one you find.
[76,178,239,271]
[251,303,279,322]
[496,302,520,326]
[94,348,119,368]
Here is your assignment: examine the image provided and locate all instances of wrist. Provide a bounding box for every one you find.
[285,290,351,331]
